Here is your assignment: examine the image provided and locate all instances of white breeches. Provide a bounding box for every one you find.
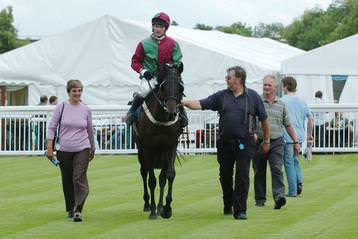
[138,78,158,98]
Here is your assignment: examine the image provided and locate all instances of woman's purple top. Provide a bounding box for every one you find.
[47,102,95,152]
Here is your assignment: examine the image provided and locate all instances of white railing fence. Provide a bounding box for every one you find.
[1,103,358,155]
[309,103,358,152]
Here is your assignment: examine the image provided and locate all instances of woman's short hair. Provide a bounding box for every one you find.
[281,76,297,92]
[66,79,83,93]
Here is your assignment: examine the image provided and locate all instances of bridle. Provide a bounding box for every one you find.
[146,65,182,114]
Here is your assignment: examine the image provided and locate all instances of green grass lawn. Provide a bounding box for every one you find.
[1,153,358,239]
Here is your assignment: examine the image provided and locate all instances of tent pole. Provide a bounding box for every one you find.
[0,86,6,106]
[0,86,6,150]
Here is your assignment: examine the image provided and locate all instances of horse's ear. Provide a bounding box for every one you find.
[156,64,167,82]
[176,62,184,74]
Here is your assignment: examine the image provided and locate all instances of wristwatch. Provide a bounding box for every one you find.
[293,141,299,144]
[263,139,270,144]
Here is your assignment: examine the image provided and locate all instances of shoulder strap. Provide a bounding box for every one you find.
[245,88,255,134]
[57,102,65,133]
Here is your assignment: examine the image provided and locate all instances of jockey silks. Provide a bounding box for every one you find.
[131,35,182,74]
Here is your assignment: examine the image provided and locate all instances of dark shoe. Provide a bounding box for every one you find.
[255,201,265,207]
[274,197,286,210]
[223,207,233,215]
[233,211,247,220]
[67,211,74,218]
[73,212,82,222]
[297,183,303,195]
[286,194,297,197]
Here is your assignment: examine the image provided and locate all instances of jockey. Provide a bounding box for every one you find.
[125,12,188,129]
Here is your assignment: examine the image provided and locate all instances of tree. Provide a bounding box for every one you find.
[282,0,358,50]
[171,20,179,26]
[325,0,358,43]
[215,22,252,37]
[194,23,213,30]
[253,22,284,40]
[282,7,327,50]
[0,6,30,53]
[0,6,17,53]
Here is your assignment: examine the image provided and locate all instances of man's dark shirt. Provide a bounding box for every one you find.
[200,88,267,140]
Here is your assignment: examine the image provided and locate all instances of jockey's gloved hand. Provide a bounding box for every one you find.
[141,69,154,81]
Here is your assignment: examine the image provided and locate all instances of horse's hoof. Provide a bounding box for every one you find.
[143,204,150,212]
[149,213,158,220]
[157,206,163,215]
[160,207,172,219]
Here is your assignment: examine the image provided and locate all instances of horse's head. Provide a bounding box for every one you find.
[156,63,184,115]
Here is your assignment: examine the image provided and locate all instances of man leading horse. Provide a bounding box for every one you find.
[126,12,188,130]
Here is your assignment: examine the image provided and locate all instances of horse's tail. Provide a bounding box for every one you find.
[176,149,189,167]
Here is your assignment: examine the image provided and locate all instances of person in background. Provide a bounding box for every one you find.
[49,95,58,105]
[182,66,270,220]
[281,76,313,197]
[253,75,300,210]
[38,95,48,105]
[329,111,353,147]
[312,91,326,147]
[36,95,48,150]
[46,79,95,222]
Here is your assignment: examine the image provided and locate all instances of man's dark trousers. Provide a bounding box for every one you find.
[217,136,256,213]
[253,137,285,204]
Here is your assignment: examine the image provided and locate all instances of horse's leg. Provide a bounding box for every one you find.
[148,168,157,219]
[138,146,150,212]
[161,154,176,219]
[157,166,168,215]
[140,164,150,211]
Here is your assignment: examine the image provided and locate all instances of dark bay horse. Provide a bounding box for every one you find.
[133,63,184,219]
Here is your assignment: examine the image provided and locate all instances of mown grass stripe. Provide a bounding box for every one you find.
[1,154,358,239]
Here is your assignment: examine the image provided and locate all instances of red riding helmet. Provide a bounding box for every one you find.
[152,12,170,29]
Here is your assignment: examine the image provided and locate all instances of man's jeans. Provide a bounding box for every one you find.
[284,143,303,196]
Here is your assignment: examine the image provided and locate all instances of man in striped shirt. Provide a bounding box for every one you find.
[253,75,300,209]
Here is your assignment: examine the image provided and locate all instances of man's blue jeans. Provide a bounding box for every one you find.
[284,143,303,196]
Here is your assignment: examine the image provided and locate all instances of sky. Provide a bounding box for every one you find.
[0,0,333,38]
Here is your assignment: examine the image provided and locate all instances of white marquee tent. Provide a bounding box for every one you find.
[0,15,304,105]
[281,34,358,103]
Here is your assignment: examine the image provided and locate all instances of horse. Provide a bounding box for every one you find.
[133,63,184,219]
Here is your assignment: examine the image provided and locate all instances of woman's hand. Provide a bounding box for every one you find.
[89,150,95,161]
[46,140,54,160]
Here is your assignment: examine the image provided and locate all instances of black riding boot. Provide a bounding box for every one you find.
[125,95,144,125]
[179,105,188,128]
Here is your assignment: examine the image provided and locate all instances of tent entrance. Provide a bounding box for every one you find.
[0,85,28,106]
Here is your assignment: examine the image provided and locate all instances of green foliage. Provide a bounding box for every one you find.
[215,22,252,37]
[194,23,213,31]
[15,38,33,48]
[253,22,285,40]
[0,6,17,53]
[326,0,358,42]
[1,154,358,239]
[282,0,358,50]
[171,20,179,26]
[0,6,31,53]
